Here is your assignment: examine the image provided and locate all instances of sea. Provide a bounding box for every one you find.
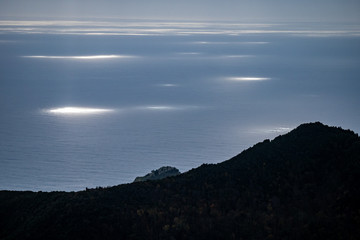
[0,19,359,191]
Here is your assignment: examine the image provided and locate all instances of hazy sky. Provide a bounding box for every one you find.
[1,0,360,22]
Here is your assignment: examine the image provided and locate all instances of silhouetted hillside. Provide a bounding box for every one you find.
[0,122,359,240]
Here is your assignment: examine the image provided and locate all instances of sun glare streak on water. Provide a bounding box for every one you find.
[23,55,136,60]
[144,106,177,110]
[46,107,115,115]
[157,84,178,87]
[136,105,200,111]
[226,77,271,81]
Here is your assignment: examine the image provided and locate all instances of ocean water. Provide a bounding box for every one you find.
[0,20,359,191]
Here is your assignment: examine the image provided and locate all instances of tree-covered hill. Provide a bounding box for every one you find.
[0,122,359,240]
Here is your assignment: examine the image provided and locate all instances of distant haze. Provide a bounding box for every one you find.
[1,0,360,22]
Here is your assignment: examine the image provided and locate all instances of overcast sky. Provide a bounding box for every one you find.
[1,0,360,22]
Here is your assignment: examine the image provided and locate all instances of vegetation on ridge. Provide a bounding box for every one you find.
[134,166,181,182]
[0,122,359,240]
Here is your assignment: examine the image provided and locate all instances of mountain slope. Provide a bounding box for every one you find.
[0,122,359,240]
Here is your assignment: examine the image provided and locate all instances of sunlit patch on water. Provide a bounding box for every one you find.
[220,55,254,58]
[45,107,115,115]
[248,127,293,135]
[22,55,137,60]
[136,105,201,112]
[144,106,177,110]
[176,52,201,55]
[157,84,178,87]
[264,127,292,133]
[226,77,271,81]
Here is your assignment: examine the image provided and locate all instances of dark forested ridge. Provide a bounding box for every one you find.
[1,122,359,240]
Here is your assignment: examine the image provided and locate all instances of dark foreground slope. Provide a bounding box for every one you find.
[1,122,359,240]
